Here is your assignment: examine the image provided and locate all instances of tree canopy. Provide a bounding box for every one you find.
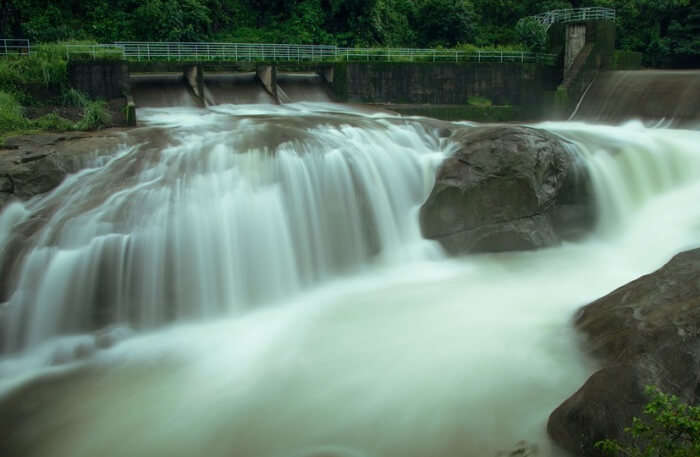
[0,0,697,67]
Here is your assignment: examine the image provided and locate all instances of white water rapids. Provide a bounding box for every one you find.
[0,103,699,457]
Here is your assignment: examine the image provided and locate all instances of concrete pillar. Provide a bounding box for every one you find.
[565,24,587,74]
[317,66,334,84]
[183,65,205,104]
[125,95,137,126]
[256,64,277,101]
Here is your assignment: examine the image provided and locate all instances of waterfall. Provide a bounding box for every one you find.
[1,104,700,457]
[0,104,446,352]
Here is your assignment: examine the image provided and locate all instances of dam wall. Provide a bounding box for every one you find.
[68,60,129,100]
[572,70,700,127]
[333,62,562,120]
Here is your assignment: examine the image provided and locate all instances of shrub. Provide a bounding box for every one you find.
[596,386,700,457]
[75,100,111,130]
[468,95,492,107]
[33,113,74,131]
[61,88,89,108]
[0,91,30,133]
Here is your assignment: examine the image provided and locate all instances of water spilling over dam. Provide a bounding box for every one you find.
[571,70,700,128]
[1,101,700,457]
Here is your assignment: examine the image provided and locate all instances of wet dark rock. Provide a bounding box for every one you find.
[0,131,124,212]
[548,247,700,456]
[436,127,452,138]
[496,440,539,457]
[420,125,593,254]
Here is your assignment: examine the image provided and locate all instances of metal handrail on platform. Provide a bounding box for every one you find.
[523,7,616,31]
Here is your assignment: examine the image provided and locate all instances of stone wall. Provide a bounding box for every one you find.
[337,62,561,120]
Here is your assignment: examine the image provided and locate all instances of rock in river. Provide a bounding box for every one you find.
[419,125,593,254]
[548,247,700,456]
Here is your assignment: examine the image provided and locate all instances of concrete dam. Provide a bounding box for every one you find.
[571,70,700,128]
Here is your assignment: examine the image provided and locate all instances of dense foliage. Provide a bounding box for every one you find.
[597,386,700,457]
[0,0,698,66]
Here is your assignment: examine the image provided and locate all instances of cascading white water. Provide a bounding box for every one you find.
[0,104,446,351]
[1,105,700,457]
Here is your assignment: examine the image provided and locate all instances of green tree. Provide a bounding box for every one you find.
[415,0,478,47]
[596,386,700,457]
[515,17,548,51]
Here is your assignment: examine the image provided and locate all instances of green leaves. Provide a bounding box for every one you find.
[596,386,700,457]
[515,17,548,52]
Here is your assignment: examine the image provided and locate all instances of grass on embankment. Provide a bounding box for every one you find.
[0,90,112,145]
[0,44,114,144]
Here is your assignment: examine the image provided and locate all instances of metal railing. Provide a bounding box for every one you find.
[1,39,30,56]
[63,43,128,58]
[524,7,616,31]
[74,42,554,65]
[2,40,556,65]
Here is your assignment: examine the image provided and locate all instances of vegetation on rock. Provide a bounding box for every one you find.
[597,386,700,457]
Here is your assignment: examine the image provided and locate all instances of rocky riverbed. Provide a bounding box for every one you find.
[0,130,128,211]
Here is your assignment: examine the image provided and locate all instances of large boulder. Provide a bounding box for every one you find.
[419,125,593,254]
[548,248,700,456]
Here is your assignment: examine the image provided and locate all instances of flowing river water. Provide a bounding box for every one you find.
[1,103,699,457]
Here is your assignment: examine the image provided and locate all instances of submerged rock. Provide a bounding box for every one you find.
[548,247,700,456]
[419,125,593,254]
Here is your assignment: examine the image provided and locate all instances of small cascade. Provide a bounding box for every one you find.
[203,72,277,105]
[130,74,203,108]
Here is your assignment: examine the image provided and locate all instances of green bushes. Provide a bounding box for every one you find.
[75,101,112,131]
[33,113,75,131]
[0,92,31,133]
[0,44,68,103]
[597,386,700,457]
[0,89,111,139]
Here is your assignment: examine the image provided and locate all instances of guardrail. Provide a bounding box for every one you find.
[1,39,30,56]
[64,43,127,58]
[2,40,556,65]
[524,7,616,31]
[73,42,556,65]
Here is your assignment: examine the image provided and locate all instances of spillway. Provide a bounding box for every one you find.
[204,72,277,105]
[277,73,335,103]
[1,103,700,457]
[130,73,203,108]
[571,70,700,127]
